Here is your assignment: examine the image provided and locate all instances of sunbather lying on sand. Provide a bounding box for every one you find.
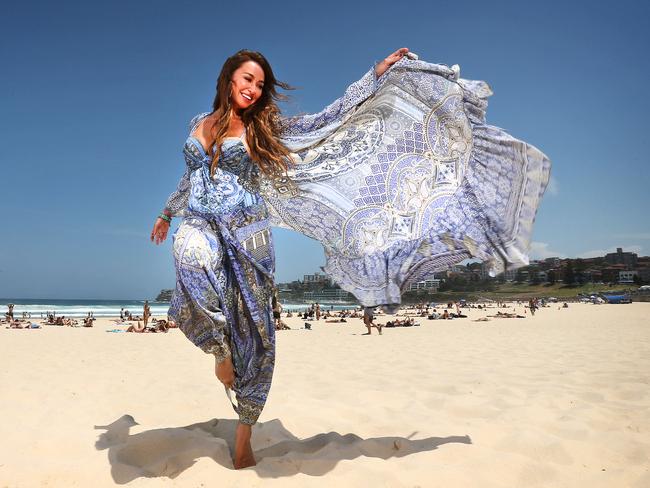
[127,320,169,333]
[126,321,146,333]
[383,317,419,328]
[148,321,169,333]
[488,311,525,319]
[274,320,291,330]
[6,320,40,329]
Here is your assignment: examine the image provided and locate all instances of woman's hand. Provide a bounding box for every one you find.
[216,356,235,389]
[150,217,170,245]
[375,47,410,78]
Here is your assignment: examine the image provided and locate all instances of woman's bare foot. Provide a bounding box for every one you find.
[215,356,235,389]
[233,422,256,469]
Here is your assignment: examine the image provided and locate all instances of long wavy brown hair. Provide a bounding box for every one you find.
[207,50,292,177]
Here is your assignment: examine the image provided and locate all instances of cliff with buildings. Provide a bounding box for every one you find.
[155,289,173,302]
[159,248,649,304]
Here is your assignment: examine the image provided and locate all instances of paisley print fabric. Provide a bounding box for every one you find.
[262,58,551,306]
[163,58,550,423]
[168,114,275,425]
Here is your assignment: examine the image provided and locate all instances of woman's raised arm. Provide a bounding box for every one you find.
[280,48,409,140]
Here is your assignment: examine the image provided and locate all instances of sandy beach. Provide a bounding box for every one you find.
[1,302,649,487]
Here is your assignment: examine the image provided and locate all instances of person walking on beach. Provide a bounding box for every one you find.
[143,300,151,327]
[363,306,381,335]
[150,47,549,469]
[271,291,282,330]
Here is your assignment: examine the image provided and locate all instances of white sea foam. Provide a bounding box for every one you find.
[1,300,356,318]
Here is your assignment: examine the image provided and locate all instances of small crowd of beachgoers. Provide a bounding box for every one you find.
[110,301,177,333]
[2,300,175,333]
[2,303,99,329]
[269,297,569,335]
[3,297,572,334]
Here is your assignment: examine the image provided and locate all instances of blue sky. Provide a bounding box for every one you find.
[1,0,648,299]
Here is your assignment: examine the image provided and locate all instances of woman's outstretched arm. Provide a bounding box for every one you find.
[280,48,409,138]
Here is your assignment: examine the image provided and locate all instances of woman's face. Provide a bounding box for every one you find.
[230,60,265,112]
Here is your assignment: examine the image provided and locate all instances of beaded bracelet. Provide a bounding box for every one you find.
[159,213,172,223]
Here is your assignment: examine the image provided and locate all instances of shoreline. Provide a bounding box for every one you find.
[0,300,361,320]
[1,298,641,328]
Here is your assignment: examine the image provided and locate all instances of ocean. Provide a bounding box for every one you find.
[0,298,357,318]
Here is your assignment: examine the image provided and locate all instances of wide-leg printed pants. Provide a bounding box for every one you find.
[169,216,275,424]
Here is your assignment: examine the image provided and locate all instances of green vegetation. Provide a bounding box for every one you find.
[404,282,635,303]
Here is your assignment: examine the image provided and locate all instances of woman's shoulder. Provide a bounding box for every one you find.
[188,112,212,132]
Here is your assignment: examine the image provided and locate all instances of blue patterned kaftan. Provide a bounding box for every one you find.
[264,58,551,306]
[167,118,275,425]
[163,57,551,424]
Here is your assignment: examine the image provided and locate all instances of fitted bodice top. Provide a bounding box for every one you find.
[183,122,267,228]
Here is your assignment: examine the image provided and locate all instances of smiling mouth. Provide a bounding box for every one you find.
[241,93,252,101]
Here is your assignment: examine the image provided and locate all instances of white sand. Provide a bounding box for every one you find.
[1,303,649,487]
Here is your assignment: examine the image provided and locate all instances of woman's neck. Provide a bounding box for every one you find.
[227,110,246,138]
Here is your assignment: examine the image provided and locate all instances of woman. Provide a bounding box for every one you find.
[153,47,550,469]
[150,48,409,469]
[142,300,151,327]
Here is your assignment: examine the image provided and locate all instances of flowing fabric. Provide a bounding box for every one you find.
[168,122,275,425]
[262,58,551,306]
[163,57,551,423]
